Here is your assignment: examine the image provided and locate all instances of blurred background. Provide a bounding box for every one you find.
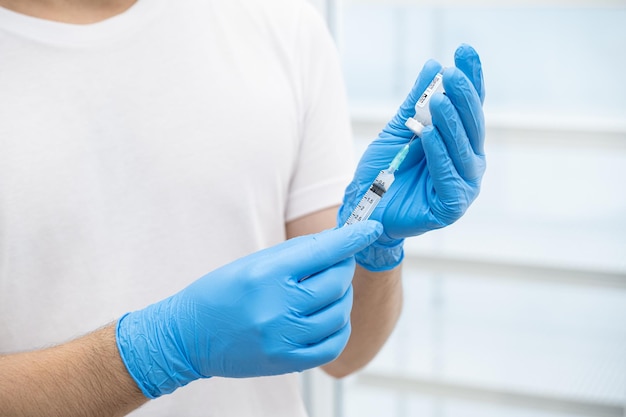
[303,1,626,417]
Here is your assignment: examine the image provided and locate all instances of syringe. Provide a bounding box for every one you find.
[344,70,445,226]
[344,144,410,226]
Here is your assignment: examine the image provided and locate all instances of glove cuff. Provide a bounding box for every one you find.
[116,301,202,399]
[355,238,404,272]
[116,312,159,399]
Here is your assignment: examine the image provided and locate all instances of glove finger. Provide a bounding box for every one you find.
[383,59,443,138]
[289,285,353,345]
[442,67,485,156]
[291,321,352,371]
[276,220,383,281]
[421,126,467,224]
[430,93,484,181]
[296,257,354,315]
[454,44,485,104]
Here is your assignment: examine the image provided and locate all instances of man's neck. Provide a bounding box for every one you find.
[0,0,137,24]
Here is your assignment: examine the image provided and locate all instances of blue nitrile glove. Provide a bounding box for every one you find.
[116,221,383,399]
[338,44,486,271]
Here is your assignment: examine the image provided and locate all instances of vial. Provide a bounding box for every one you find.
[405,70,445,136]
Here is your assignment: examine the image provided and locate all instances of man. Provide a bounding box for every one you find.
[0,0,485,416]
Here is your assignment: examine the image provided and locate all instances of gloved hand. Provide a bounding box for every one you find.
[338,44,486,271]
[116,221,383,398]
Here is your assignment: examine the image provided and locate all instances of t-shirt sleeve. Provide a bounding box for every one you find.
[284,2,356,223]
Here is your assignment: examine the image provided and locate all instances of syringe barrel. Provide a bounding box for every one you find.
[344,169,395,225]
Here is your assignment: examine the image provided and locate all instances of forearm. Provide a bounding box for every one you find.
[322,263,403,378]
[0,323,147,417]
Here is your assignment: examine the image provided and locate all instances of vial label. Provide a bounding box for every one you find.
[416,73,443,108]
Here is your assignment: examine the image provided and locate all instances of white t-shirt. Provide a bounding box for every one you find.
[0,0,354,415]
